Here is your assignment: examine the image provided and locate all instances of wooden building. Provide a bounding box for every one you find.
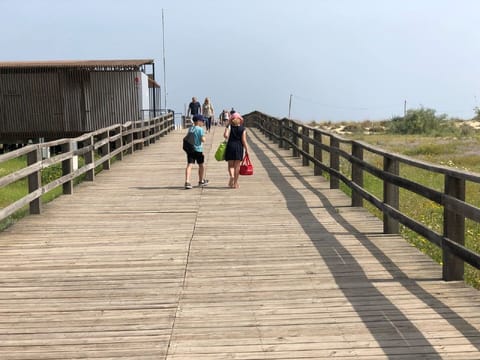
[0,59,160,143]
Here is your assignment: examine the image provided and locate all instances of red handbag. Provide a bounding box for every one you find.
[239,154,253,176]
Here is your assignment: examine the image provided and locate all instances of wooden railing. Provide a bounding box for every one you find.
[245,111,480,282]
[0,113,174,223]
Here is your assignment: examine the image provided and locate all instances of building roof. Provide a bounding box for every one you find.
[0,59,161,87]
[0,59,154,70]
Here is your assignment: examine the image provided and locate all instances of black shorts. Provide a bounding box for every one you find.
[187,151,205,164]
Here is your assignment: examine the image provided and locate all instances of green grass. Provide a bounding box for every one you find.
[345,133,480,288]
[305,131,480,288]
[0,155,89,231]
[0,157,29,230]
[0,157,28,207]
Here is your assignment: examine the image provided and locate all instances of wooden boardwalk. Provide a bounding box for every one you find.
[1,126,480,359]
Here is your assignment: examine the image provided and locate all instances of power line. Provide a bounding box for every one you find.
[291,94,400,111]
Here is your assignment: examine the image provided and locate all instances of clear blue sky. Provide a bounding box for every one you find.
[1,0,479,122]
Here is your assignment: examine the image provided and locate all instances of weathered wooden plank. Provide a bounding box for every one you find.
[0,126,479,359]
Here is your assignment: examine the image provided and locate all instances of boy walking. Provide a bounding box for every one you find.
[184,114,209,189]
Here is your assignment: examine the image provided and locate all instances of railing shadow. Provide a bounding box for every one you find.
[250,129,480,357]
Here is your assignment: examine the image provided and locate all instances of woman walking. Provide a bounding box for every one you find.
[202,97,215,133]
[224,112,248,188]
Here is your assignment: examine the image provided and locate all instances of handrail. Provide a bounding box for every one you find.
[245,110,480,282]
[0,113,174,223]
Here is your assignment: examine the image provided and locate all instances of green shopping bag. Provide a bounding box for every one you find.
[215,141,227,161]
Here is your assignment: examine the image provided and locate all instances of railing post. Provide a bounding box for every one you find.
[272,117,278,144]
[150,119,157,143]
[124,123,134,155]
[143,121,150,147]
[85,136,95,181]
[152,118,158,142]
[267,116,273,142]
[284,119,292,150]
[268,115,272,138]
[351,142,363,207]
[100,131,111,171]
[27,146,41,215]
[137,122,144,150]
[157,117,162,139]
[302,126,309,166]
[383,156,399,234]
[292,123,300,158]
[329,136,340,189]
[113,126,123,161]
[61,141,73,195]
[443,175,465,281]
[279,118,285,149]
[118,128,124,160]
[313,130,323,176]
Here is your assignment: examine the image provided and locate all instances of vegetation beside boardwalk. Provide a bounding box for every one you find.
[311,107,480,289]
[0,156,89,231]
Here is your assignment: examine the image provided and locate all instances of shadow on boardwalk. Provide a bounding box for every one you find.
[0,127,479,359]
[247,129,480,359]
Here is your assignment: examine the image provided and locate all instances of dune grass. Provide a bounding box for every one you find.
[345,133,480,288]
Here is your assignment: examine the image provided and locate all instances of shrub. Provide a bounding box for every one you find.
[458,123,476,137]
[388,107,450,135]
[343,123,364,133]
[474,106,480,120]
[368,125,386,133]
[41,164,63,185]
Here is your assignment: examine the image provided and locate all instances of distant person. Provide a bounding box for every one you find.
[184,114,209,189]
[224,112,248,189]
[187,97,201,119]
[219,109,230,126]
[202,97,215,132]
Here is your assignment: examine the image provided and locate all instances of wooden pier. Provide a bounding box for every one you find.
[1,126,480,359]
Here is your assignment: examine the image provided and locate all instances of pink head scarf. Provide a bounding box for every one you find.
[230,112,243,123]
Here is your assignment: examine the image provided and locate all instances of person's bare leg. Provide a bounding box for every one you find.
[228,161,235,187]
[198,163,205,183]
[233,160,241,188]
[185,163,193,188]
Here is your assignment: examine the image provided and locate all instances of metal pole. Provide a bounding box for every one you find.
[152,62,157,117]
[288,94,292,118]
[162,9,167,112]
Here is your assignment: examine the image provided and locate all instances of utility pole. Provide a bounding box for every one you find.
[404,99,407,118]
[288,94,292,118]
[162,9,167,113]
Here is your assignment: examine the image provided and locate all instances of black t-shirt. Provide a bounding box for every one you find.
[189,101,201,115]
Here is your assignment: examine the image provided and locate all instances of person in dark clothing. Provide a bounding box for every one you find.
[187,97,201,118]
[223,112,248,188]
